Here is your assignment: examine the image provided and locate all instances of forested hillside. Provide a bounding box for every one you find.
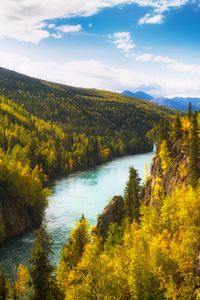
[0,107,199,299]
[0,67,172,243]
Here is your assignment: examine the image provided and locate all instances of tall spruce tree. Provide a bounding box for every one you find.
[172,112,182,141]
[29,225,54,300]
[157,118,170,149]
[124,167,141,222]
[189,112,200,187]
[188,102,193,120]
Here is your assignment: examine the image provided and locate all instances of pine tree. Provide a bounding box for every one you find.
[155,118,170,150]
[172,112,182,141]
[29,225,54,300]
[188,102,193,120]
[124,167,141,222]
[160,118,170,142]
[0,265,8,300]
[189,112,200,187]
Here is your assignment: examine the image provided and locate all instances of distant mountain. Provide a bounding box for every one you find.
[122,90,200,111]
[153,97,200,111]
[122,90,154,101]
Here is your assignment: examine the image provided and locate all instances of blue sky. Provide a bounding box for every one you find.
[0,0,200,97]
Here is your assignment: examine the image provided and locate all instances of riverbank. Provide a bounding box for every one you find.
[0,150,154,270]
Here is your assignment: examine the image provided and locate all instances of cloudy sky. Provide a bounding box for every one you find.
[0,0,200,97]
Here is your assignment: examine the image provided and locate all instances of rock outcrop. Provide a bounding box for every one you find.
[143,139,189,203]
[0,199,42,242]
[96,196,125,241]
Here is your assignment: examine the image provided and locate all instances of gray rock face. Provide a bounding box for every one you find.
[96,196,125,240]
[0,199,41,242]
[143,139,189,203]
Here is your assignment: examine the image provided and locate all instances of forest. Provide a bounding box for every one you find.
[0,102,199,299]
[0,67,172,243]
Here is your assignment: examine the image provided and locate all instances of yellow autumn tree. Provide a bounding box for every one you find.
[15,264,29,298]
[159,140,172,175]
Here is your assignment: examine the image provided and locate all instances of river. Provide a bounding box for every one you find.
[0,151,154,269]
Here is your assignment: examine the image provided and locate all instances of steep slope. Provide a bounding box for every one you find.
[0,67,168,126]
[143,138,188,202]
[144,113,200,201]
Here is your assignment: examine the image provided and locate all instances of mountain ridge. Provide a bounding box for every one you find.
[122,90,200,111]
[122,90,154,101]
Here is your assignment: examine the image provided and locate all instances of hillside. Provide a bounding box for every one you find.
[0,67,173,243]
[0,67,169,131]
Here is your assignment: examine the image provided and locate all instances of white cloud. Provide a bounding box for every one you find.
[56,24,82,33]
[135,53,200,75]
[168,61,200,74]
[48,24,56,29]
[136,53,174,64]
[138,13,164,25]
[138,0,189,25]
[0,0,191,43]
[0,51,200,98]
[110,32,135,53]
[51,33,63,39]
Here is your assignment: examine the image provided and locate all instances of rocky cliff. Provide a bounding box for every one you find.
[143,139,189,203]
[96,196,125,241]
[96,138,191,241]
[0,199,42,242]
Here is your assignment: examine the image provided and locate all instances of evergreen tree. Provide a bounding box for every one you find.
[171,112,182,141]
[29,225,54,300]
[60,215,90,269]
[0,265,8,300]
[57,215,90,295]
[156,118,170,149]
[188,102,193,120]
[189,112,200,187]
[124,167,141,222]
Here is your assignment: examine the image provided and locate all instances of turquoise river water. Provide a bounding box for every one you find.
[0,151,154,269]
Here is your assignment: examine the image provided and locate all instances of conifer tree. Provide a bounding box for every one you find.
[29,225,54,300]
[124,167,141,222]
[188,102,193,120]
[156,118,170,149]
[189,112,200,187]
[172,112,182,141]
